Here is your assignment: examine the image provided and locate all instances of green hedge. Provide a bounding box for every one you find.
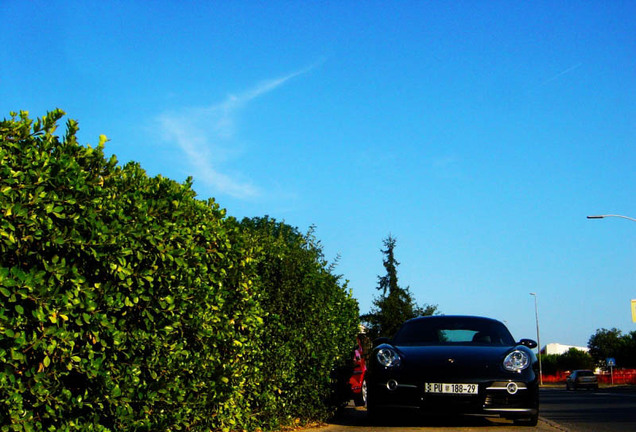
[0,110,358,431]
[238,218,359,429]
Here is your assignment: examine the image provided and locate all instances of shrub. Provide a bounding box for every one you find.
[0,110,262,431]
[239,217,359,429]
[0,110,359,431]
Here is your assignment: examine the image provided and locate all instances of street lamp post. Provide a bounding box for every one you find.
[529,293,543,386]
[588,212,635,336]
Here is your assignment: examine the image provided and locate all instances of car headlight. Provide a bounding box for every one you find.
[376,348,401,367]
[503,350,530,372]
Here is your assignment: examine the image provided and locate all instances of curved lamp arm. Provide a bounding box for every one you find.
[587,214,636,222]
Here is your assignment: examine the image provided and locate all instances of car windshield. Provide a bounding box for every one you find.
[577,370,594,376]
[392,317,516,346]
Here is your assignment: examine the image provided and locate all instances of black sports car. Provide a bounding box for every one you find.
[366,315,539,426]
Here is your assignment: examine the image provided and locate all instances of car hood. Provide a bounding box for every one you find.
[388,344,525,379]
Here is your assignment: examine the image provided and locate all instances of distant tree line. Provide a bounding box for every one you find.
[541,328,636,375]
[587,328,636,369]
[541,348,595,375]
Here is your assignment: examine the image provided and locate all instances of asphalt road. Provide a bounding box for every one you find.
[308,387,636,432]
[540,386,636,432]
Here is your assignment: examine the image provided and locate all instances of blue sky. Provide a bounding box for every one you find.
[2,1,635,349]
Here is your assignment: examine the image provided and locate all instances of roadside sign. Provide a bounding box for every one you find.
[607,357,616,385]
[632,299,636,323]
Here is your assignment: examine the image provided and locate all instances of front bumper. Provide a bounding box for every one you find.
[368,378,538,419]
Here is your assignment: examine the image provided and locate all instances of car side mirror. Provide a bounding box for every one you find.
[518,339,538,349]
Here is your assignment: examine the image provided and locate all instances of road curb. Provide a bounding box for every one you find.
[539,416,570,432]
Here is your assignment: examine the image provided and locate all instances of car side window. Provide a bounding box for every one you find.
[472,332,492,344]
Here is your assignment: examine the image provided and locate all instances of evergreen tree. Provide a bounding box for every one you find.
[361,235,437,340]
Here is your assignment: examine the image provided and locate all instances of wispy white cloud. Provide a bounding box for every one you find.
[536,63,583,88]
[157,64,318,199]
[158,113,259,198]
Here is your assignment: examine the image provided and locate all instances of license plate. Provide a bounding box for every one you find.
[425,383,478,395]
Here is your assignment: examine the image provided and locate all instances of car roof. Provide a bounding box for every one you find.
[405,315,504,324]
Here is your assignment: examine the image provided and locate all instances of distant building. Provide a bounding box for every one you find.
[541,342,589,355]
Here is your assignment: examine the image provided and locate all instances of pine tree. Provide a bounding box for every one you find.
[361,235,437,340]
